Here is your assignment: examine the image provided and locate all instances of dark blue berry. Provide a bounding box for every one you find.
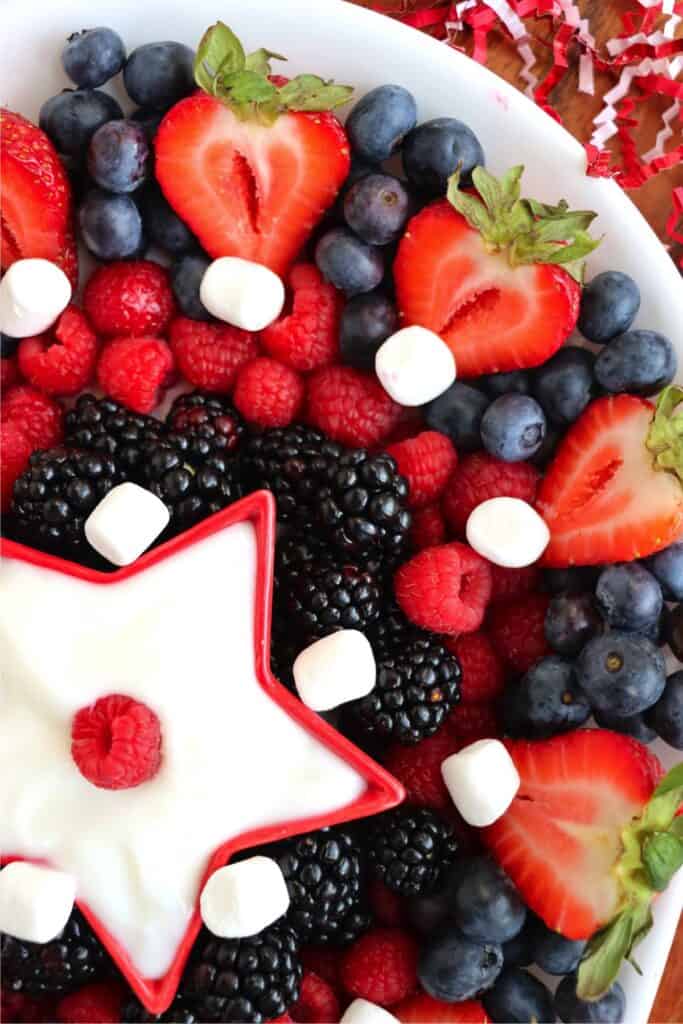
[452,857,526,944]
[665,603,683,661]
[39,90,70,133]
[424,382,489,452]
[346,84,418,163]
[578,271,640,344]
[315,227,384,296]
[529,917,586,974]
[595,563,663,633]
[62,27,126,89]
[646,670,683,749]
[130,107,166,141]
[545,593,603,656]
[644,542,683,600]
[577,632,666,716]
[555,973,625,1023]
[1,334,20,358]
[87,119,150,194]
[403,117,485,195]
[480,370,530,398]
[140,186,196,254]
[502,914,536,967]
[480,394,546,462]
[502,656,591,739]
[530,426,562,470]
[483,968,555,1024]
[418,926,503,1002]
[532,346,595,428]
[170,254,212,321]
[594,329,676,396]
[339,292,398,370]
[543,566,600,595]
[343,173,411,246]
[406,867,460,935]
[78,189,145,261]
[39,88,123,156]
[593,708,657,743]
[123,41,195,109]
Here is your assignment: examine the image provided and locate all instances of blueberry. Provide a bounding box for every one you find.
[39,88,123,156]
[483,968,555,1024]
[644,542,683,600]
[530,426,562,470]
[646,670,683,749]
[87,119,150,194]
[170,254,212,321]
[78,188,145,261]
[578,271,640,344]
[543,566,601,596]
[339,291,398,370]
[39,90,70,133]
[593,708,657,743]
[480,394,546,462]
[532,346,595,428]
[406,867,460,935]
[545,593,603,656]
[140,185,196,254]
[480,370,530,398]
[595,563,663,633]
[502,914,537,967]
[343,173,411,246]
[418,926,503,1002]
[577,632,666,716]
[594,329,676,396]
[1,334,20,359]
[315,227,384,296]
[452,857,526,944]
[665,603,683,661]
[130,107,166,142]
[555,973,625,1023]
[424,381,489,452]
[124,41,195,109]
[62,27,126,88]
[403,117,485,195]
[345,84,418,163]
[529,917,586,974]
[502,656,591,739]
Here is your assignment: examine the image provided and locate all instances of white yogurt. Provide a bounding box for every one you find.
[0,522,366,978]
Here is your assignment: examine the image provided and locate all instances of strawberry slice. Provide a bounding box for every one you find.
[537,391,683,567]
[1,109,78,287]
[395,994,490,1023]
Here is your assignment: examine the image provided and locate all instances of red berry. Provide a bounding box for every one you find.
[170,316,260,394]
[488,564,540,604]
[409,504,447,551]
[383,729,459,813]
[387,432,457,510]
[395,542,492,635]
[18,306,98,396]
[368,879,405,928]
[2,990,57,1024]
[261,263,342,372]
[341,928,418,1007]
[1,355,20,390]
[234,357,304,428]
[56,982,124,1024]
[442,453,539,536]
[290,971,341,1024]
[71,694,162,790]
[301,947,344,990]
[487,592,551,674]
[382,410,424,447]
[97,335,174,414]
[395,993,490,1023]
[306,365,402,448]
[447,702,501,746]
[445,632,506,703]
[1,420,33,511]
[83,260,175,338]
[1,385,64,450]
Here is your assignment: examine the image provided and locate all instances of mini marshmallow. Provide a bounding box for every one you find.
[375,326,456,407]
[293,630,376,712]
[200,856,290,939]
[0,259,72,339]
[441,738,520,828]
[199,257,285,332]
[84,483,170,567]
[340,1000,400,1024]
[465,496,550,569]
[0,862,76,943]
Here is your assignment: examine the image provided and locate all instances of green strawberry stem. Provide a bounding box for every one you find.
[646,386,683,484]
[576,762,683,1001]
[194,22,353,124]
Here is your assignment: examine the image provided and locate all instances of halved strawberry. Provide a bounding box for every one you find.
[395,994,490,1023]
[0,109,78,287]
[537,391,683,567]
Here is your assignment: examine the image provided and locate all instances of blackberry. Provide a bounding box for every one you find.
[122,996,200,1023]
[64,394,163,481]
[182,921,302,1023]
[369,807,459,897]
[142,441,241,533]
[167,392,245,463]
[351,636,461,744]
[0,909,108,996]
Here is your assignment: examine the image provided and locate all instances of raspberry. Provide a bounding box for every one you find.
[261,263,342,372]
[368,880,405,928]
[1,990,57,1024]
[300,947,343,990]
[289,971,340,1024]
[1,386,64,450]
[18,306,98,396]
[306,365,402,448]
[56,982,123,1024]
[83,260,175,338]
[234,357,305,428]
[382,410,424,447]
[383,729,459,813]
[340,929,418,1007]
[97,336,174,414]
[394,542,492,635]
[170,317,260,394]
[444,632,506,703]
[447,702,501,746]
[387,432,457,510]
[71,694,162,790]
[409,505,447,551]
[1,355,20,390]
[488,564,540,604]
[394,993,490,1023]
[487,592,551,674]
[442,454,539,536]
[1,420,33,510]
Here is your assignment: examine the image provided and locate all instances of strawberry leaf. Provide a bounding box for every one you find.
[245,47,286,76]
[278,74,353,112]
[643,832,683,891]
[647,386,683,483]
[577,902,652,1002]
[195,21,245,93]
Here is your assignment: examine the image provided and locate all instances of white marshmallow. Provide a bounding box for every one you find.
[0,259,71,339]
[341,1000,400,1024]
[293,631,376,712]
[375,326,456,407]
[200,856,290,938]
[0,862,76,943]
[441,739,520,828]
[199,257,285,331]
[465,496,550,568]
[84,483,170,567]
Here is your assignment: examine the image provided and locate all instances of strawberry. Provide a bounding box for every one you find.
[394,166,597,377]
[0,108,78,287]
[537,388,683,567]
[483,731,683,1002]
[155,24,351,277]
[395,994,490,1023]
